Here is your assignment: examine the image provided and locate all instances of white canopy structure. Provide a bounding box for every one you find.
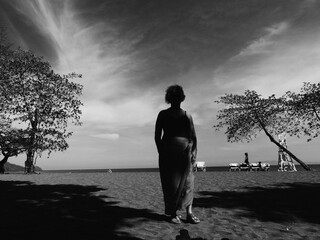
[278,133,297,172]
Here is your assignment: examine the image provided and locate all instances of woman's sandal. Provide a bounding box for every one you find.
[186,213,200,224]
[170,215,181,224]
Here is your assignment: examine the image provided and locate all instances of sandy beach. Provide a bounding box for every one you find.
[1,170,320,240]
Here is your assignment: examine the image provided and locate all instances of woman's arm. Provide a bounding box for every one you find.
[155,111,163,154]
[187,113,197,163]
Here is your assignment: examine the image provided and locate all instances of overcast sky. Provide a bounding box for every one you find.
[1,0,320,170]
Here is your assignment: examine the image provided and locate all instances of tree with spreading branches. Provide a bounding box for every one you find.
[0,32,83,173]
[214,90,311,171]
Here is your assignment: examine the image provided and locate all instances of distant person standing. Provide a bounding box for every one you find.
[155,85,200,224]
[244,152,249,165]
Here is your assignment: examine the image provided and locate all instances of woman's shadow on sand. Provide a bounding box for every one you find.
[0,180,166,240]
[194,182,320,224]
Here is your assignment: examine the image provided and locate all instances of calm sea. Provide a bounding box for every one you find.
[44,164,320,174]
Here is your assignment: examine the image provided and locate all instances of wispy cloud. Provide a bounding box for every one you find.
[81,93,159,128]
[238,21,290,56]
[214,13,320,97]
[3,0,159,129]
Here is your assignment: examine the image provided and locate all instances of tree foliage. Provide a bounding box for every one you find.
[214,90,311,170]
[285,82,320,141]
[0,117,25,154]
[0,30,83,171]
[0,114,29,172]
[214,90,286,142]
[0,125,28,173]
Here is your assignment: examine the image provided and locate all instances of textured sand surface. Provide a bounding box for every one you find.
[1,171,320,239]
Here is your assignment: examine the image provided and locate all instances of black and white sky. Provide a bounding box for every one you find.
[1,0,320,170]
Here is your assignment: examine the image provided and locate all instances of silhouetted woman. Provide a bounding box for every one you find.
[155,85,200,224]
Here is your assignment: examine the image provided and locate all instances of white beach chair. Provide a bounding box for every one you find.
[229,163,240,171]
[261,163,270,171]
[250,163,260,171]
[195,161,206,172]
[239,163,250,171]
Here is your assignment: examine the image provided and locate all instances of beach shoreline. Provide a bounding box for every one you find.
[35,163,320,174]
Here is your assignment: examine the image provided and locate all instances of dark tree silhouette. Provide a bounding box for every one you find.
[0,125,28,173]
[0,29,83,172]
[214,90,310,170]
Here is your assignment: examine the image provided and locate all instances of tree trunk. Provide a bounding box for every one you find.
[25,149,35,173]
[262,127,311,171]
[25,112,38,174]
[0,155,9,174]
